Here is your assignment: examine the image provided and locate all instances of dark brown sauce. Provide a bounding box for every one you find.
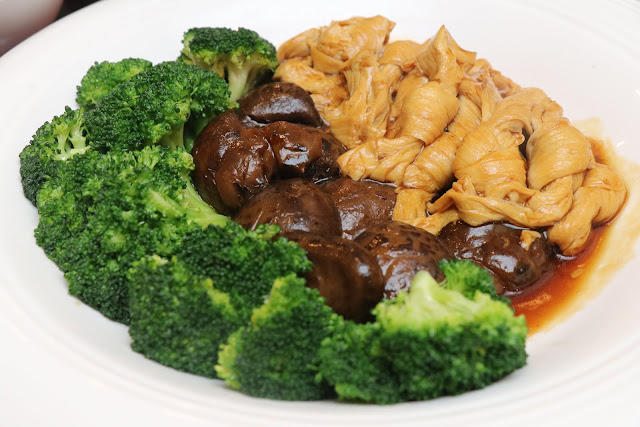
[509,225,607,334]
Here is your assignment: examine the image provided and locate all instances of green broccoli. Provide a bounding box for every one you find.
[216,274,335,400]
[84,61,231,152]
[19,107,88,205]
[178,27,278,101]
[126,226,312,376]
[316,320,401,404]
[175,223,312,321]
[35,146,228,323]
[76,58,153,108]
[127,255,242,378]
[438,258,511,304]
[318,261,528,404]
[20,61,229,206]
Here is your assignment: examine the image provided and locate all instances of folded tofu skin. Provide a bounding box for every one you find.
[275,16,626,256]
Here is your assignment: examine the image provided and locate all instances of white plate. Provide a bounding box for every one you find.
[1,0,640,425]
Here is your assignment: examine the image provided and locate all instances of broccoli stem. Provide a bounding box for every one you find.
[181,181,229,228]
[146,181,228,229]
[55,124,89,161]
[159,124,186,150]
[227,64,252,102]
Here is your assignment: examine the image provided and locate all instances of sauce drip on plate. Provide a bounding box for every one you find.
[510,226,607,334]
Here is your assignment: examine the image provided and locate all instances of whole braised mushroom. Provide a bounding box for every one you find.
[264,121,345,182]
[355,221,452,299]
[234,178,342,237]
[286,231,385,322]
[192,93,344,213]
[321,177,397,239]
[438,222,557,293]
[191,111,276,214]
[237,82,325,127]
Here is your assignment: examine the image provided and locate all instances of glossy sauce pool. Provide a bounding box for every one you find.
[500,143,640,335]
[508,121,640,336]
[509,226,607,335]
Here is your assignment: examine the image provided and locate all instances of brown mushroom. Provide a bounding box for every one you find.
[438,222,557,293]
[320,177,397,239]
[191,111,276,214]
[237,81,325,127]
[234,178,342,237]
[192,103,344,213]
[355,221,452,299]
[287,231,385,322]
[264,121,345,182]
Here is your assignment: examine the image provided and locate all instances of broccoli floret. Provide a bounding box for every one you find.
[76,58,153,108]
[318,266,528,404]
[438,258,512,304]
[35,146,228,323]
[179,27,278,101]
[175,223,313,320]
[376,270,528,400]
[20,61,229,205]
[216,274,335,400]
[19,107,89,205]
[126,227,312,376]
[127,255,242,378]
[84,61,231,152]
[317,319,402,404]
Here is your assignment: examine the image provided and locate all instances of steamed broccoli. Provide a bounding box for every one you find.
[84,61,231,152]
[438,258,511,304]
[178,27,278,101]
[126,226,312,376]
[318,260,528,404]
[76,58,153,108]
[35,146,228,323]
[174,224,312,320]
[128,255,242,378]
[20,61,230,206]
[317,320,400,404]
[216,274,335,400]
[19,107,89,205]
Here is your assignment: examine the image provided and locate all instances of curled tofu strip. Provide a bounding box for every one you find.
[323,50,403,149]
[429,88,578,226]
[394,60,504,229]
[274,57,348,114]
[277,28,320,62]
[276,16,398,148]
[428,87,626,254]
[310,15,395,74]
[386,71,429,130]
[326,40,424,149]
[337,26,473,183]
[276,16,627,255]
[278,16,394,70]
[337,80,457,182]
[414,25,476,95]
[547,163,626,255]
